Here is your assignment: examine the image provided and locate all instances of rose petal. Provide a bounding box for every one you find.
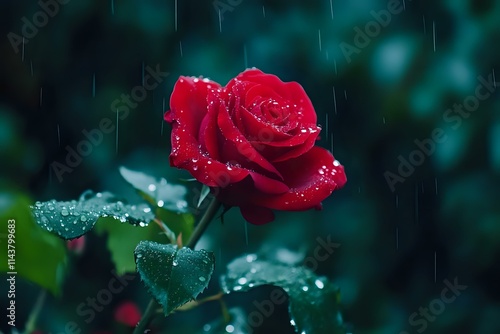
[236,69,317,124]
[219,147,346,214]
[217,95,283,179]
[165,76,221,134]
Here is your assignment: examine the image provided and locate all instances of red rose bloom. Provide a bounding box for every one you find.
[165,69,346,224]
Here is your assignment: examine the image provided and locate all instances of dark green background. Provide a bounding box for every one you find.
[1,0,499,333]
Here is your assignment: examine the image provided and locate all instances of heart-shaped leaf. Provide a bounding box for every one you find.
[220,254,345,334]
[135,241,215,315]
[31,191,154,240]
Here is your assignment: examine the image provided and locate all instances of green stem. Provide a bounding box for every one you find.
[133,197,221,334]
[23,289,46,334]
[187,197,222,249]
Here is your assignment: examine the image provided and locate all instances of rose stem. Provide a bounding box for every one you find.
[133,197,222,334]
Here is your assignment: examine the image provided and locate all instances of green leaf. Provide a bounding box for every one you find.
[197,184,211,208]
[119,166,189,213]
[94,217,171,275]
[135,241,215,315]
[31,191,154,240]
[0,190,67,295]
[155,207,194,246]
[220,255,345,334]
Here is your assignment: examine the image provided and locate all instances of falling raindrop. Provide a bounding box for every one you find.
[40,87,43,107]
[174,0,178,31]
[244,220,249,246]
[111,0,114,15]
[262,5,266,17]
[333,86,337,115]
[30,60,33,76]
[218,9,222,33]
[435,178,438,195]
[115,108,119,154]
[179,41,183,57]
[57,124,61,147]
[422,15,426,35]
[318,29,322,52]
[22,37,25,62]
[432,20,436,52]
[329,0,333,19]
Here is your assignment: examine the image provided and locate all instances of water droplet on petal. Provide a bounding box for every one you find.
[333,160,340,166]
[61,209,69,216]
[136,254,143,258]
[80,215,87,222]
[237,277,247,285]
[148,184,157,191]
[198,276,206,282]
[172,260,178,266]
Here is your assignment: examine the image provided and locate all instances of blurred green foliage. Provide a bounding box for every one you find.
[1,0,499,333]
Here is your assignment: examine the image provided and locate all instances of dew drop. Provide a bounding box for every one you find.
[61,209,69,216]
[136,254,143,258]
[246,254,257,262]
[148,184,157,192]
[302,286,309,291]
[237,277,247,285]
[333,160,340,166]
[198,276,206,282]
[314,279,324,289]
[80,215,88,222]
[172,260,178,266]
